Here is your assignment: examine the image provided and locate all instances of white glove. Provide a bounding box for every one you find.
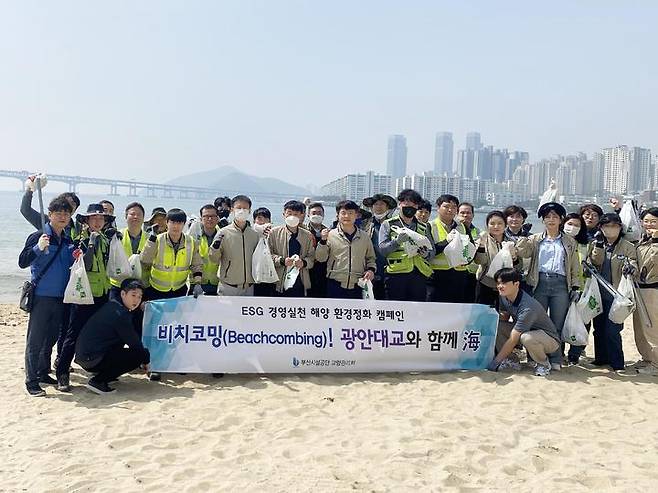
[447,230,459,242]
[395,231,409,243]
[25,174,48,192]
[37,234,50,251]
[24,178,35,192]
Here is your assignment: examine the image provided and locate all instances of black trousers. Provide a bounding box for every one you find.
[326,278,362,299]
[83,346,145,383]
[25,296,66,386]
[146,285,188,300]
[385,270,427,302]
[464,273,478,303]
[427,269,468,303]
[475,282,499,309]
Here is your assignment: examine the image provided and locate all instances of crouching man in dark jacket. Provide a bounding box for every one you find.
[75,279,150,394]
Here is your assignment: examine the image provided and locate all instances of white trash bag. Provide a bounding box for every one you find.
[252,237,279,284]
[358,278,376,301]
[128,253,142,279]
[444,233,476,268]
[283,255,300,291]
[609,275,636,324]
[576,277,603,324]
[619,200,642,242]
[562,302,588,346]
[486,241,515,277]
[184,215,202,238]
[391,225,433,258]
[64,256,94,305]
[106,235,132,280]
[537,180,558,212]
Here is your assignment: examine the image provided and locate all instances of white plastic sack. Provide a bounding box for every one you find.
[64,256,94,305]
[184,216,202,238]
[486,241,515,277]
[283,255,300,290]
[106,235,132,280]
[128,253,142,280]
[391,225,432,258]
[609,275,635,324]
[252,237,279,284]
[444,233,476,268]
[562,302,588,346]
[576,277,603,324]
[537,181,558,212]
[358,278,376,301]
[619,200,642,242]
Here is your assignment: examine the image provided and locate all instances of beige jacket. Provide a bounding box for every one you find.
[140,232,204,283]
[590,237,638,288]
[315,225,377,289]
[267,225,315,293]
[516,232,582,290]
[208,222,260,289]
[637,236,658,286]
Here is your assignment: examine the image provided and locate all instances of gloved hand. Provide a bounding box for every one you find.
[395,231,409,243]
[211,230,224,249]
[150,224,160,235]
[24,178,35,192]
[25,174,48,192]
[487,359,500,372]
[417,245,430,257]
[192,284,204,298]
[569,290,581,303]
[521,223,533,235]
[447,229,459,242]
[113,229,123,241]
[89,231,100,245]
[593,230,604,246]
[37,234,50,252]
[622,264,636,277]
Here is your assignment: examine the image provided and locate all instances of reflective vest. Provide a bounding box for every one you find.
[384,217,433,278]
[110,228,149,288]
[194,227,220,286]
[466,225,480,275]
[430,218,467,271]
[149,233,195,293]
[81,232,111,298]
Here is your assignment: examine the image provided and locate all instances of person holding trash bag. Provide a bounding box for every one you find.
[55,203,115,392]
[18,196,78,397]
[516,202,582,370]
[316,200,377,299]
[633,207,658,376]
[588,213,638,371]
[305,202,329,298]
[108,202,150,296]
[187,204,221,296]
[252,207,276,297]
[363,193,398,301]
[458,202,480,303]
[378,189,435,301]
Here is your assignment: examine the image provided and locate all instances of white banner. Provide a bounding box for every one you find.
[142,296,498,373]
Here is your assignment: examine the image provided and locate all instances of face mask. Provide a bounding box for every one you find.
[285,215,300,228]
[374,212,388,220]
[233,208,250,222]
[309,214,324,225]
[563,224,580,237]
[253,222,270,234]
[402,206,417,218]
[218,210,230,219]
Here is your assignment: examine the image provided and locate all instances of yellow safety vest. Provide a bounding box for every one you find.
[430,218,468,271]
[84,233,111,298]
[384,217,433,278]
[193,228,220,286]
[110,228,150,288]
[149,233,195,293]
[466,225,480,275]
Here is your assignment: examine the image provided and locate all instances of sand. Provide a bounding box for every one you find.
[1,303,658,492]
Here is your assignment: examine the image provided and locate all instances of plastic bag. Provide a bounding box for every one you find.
[619,200,642,242]
[444,233,476,268]
[609,275,635,324]
[64,256,94,305]
[106,235,132,280]
[576,277,603,324]
[391,225,432,258]
[128,254,142,280]
[184,216,202,238]
[283,255,300,290]
[537,180,558,212]
[486,241,515,277]
[358,278,375,301]
[252,237,279,284]
[562,302,588,345]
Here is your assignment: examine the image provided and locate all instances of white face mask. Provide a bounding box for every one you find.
[309,214,324,225]
[563,224,580,237]
[233,208,250,222]
[374,211,388,220]
[285,215,300,228]
[253,222,270,234]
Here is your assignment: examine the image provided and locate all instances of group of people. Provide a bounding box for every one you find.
[18,174,658,396]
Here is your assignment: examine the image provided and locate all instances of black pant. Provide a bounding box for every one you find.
[56,295,107,377]
[475,282,499,309]
[464,273,478,303]
[254,282,276,297]
[326,278,362,299]
[146,285,188,300]
[279,277,305,297]
[55,303,72,358]
[385,270,427,301]
[307,262,327,298]
[83,346,145,383]
[427,269,467,303]
[372,279,386,301]
[187,283,218,296]
[25,296,66,386]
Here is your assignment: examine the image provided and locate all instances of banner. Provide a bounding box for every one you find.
[142,296,498,373]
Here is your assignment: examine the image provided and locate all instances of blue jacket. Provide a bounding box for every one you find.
[19,223,75,297]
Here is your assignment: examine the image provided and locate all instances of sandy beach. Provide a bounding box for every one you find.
[2,303,657,492]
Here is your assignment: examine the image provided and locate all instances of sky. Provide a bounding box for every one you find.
[0,0,656,190]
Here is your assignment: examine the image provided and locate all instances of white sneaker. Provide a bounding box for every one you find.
[534,364,551,377]
[551,362,562,371]
[637,365,658,376]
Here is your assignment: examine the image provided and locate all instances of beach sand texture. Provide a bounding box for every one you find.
[1,304,657,492]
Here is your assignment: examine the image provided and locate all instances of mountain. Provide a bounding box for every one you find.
[166,165,311,197]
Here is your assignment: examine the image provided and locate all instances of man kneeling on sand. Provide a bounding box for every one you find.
[74,279,151,394]
[487,268,561,377]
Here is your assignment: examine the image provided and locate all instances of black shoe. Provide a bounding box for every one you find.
[39,375,58,385]
[57,374,71,392]
[590,360,607,366]
[212,373,224,379]
[26,384,46,397]
[85,378,115,395]
[149,372,161,381]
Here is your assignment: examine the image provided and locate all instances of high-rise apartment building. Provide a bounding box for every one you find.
[386,135,407,178]
[434,132,454,175]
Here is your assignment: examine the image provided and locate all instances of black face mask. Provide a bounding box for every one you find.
[402,206,417,218]
[218,210,230,219]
